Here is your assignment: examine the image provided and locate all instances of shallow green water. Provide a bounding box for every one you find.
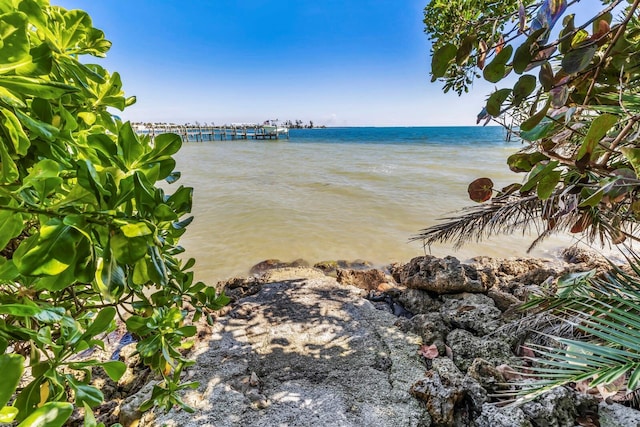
[170,127,578,283]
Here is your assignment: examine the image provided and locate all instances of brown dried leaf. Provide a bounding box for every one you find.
[468,178,494,203]
[478,40,488,69]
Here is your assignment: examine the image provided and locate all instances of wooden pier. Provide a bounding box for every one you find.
[133,123,290,142]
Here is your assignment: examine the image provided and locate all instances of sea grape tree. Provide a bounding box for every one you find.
[419,0,640,250]
[0,0,227,424]
[421,0,640,404]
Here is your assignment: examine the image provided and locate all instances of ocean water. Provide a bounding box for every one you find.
[170,126,577,284]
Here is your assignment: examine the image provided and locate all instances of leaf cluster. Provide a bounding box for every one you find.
[0,1,228,424]
[421,0,640,250]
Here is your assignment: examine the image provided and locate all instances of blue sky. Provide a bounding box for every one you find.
[55,1,606,126]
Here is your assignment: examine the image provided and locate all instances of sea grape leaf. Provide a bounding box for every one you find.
[571,30,589,48]
[539,62,554,91]
[520,117,556,141]
[521,161,559,193]
[562,44,597,74]
[486,88,511,116]
[468,177,494,202]
[576,114,617,161]
[431,43,457,80]
[483,45,513,83]
[512,75,536,106]
[521,100,550,132]
[559,14,575,54]
[513,41,533,74]
[507,152,549,172]
[537,170,561,199]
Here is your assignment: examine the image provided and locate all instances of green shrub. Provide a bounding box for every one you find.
[0,1,228,424]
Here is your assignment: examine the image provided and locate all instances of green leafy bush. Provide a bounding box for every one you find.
[0,0,228,424]
[422,0,640,404]
[420,0,640,250]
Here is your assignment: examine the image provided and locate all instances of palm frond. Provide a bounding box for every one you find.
[412,189,640,252]
[501,259,640,405]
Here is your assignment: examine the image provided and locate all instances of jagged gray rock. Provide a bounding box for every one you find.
[395,256,487,294]
[599,402,640,427]
[439,293,503,336]
[140,268,430,427]
[398,288,442,314]
[446,329,518,372]
[475,404,533,427]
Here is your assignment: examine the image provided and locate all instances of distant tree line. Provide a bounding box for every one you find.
[282,119,326,129]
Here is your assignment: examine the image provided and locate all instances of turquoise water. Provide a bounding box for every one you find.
[171,126,575,283]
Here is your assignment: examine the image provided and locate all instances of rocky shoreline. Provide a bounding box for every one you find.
[90,249,640,426]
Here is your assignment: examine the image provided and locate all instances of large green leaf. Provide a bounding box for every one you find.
[0,354,24,408]
[16,402,73,427]
[512,75,537,106]
[0,76,77,99]
[575,114,618,162]
[486,88,511,116]
[431,43,456,80]
[0,12,30,74]
[111,233,148,264]
[0,207,24,251]
[561,44,597,74]
[150,132,182,159]
[58,9,92,52]
[455,35,476,66]
[0,107,30,155]
[13,219,82,276]
[66,376,103,408]
[537,170,561,200]
[0,140,18,183]
[483,45,513,83]
[118,121,144,168]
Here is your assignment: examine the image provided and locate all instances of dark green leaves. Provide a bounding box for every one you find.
[486,88,511,116]
[512,75,536,106]
[507,152,549,173]
[575,114,618,162]
[431,43,457,80]
[562,44,597,74]
[0,354,23,410]
[483,45,513,83]
[0,1,216,422]
[14,219,83,276]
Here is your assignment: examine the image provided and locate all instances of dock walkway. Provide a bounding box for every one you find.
[133,123,289,142]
